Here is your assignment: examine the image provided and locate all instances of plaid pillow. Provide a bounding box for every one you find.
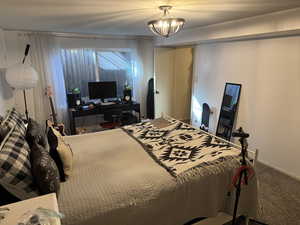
[1,108,27,136]
[0,125,39,200]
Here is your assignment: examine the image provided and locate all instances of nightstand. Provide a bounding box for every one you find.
[0,193,61,225]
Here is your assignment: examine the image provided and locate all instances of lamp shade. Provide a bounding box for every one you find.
[148,5,185,38]
[148,18,185,38]
[6,63,39,89]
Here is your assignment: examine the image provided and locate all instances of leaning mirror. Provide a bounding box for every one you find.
[216,83,242,140]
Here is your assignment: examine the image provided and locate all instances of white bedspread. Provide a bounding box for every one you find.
[59,129,259,225]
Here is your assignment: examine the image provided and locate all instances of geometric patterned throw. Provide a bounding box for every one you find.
[122,117,241,177]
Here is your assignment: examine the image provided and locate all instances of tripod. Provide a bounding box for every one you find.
[224,127,267,225]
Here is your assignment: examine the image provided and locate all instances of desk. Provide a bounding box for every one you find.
[69,102,140,135]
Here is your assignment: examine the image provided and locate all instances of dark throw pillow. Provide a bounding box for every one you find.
[47,127,66,182]
[30,141,60,196]
[26,118,49,151]
[0,124,9,144]
[0,184,20,206]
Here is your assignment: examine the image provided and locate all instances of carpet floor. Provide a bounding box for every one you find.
[194,162,300,225]
[254,162,300,225]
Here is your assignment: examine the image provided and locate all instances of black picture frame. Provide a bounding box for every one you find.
[216,82,242,141]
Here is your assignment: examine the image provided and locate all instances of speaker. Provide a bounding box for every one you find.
[67,93,81,108]
[123,89,132,103]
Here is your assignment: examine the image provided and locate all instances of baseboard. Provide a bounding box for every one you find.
[257,159,300,182]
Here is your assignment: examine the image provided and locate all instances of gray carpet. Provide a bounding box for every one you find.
[255,162,300,225]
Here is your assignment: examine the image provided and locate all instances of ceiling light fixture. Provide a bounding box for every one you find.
[148,5,185,38]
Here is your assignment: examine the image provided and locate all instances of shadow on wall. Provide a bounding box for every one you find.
[191,96,218,133]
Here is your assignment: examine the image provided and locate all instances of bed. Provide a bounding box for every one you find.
[58,118,259,225]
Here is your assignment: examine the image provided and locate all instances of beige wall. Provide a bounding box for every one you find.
[155,47,193,120]
[191,36,300,180]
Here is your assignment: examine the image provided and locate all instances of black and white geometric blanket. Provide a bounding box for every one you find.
[122,117,241,179]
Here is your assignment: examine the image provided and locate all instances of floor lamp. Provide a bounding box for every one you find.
[5,44,38,121]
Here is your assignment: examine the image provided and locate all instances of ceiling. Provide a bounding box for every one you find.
[1,0,300,36]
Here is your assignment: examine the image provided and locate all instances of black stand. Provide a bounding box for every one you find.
[22,44,31,121]
[224,216,267,225]
[23,90,29,121]
[223,128,267,225]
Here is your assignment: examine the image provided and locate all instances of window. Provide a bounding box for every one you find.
[61,49,133,99]
[96,51,132,98]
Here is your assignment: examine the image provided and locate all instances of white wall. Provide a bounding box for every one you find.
[0,28,14,116]
[0,68,14,116]
[1,31,36,118]
[191,36,300,180]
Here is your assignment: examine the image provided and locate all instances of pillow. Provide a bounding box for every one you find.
[0,124,9,144]
[30,140,60,196]
[26,118,49,152]
[1,108,27,136]
[47,127,65,182]
[47,123,73,181]
[0,125,39,200]
[0,183,20,206]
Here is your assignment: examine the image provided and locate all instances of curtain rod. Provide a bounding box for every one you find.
[4,28,154,41]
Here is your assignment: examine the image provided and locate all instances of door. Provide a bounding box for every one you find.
[154,47,175,118]
[154,47,193,121]
[172,47,193,121]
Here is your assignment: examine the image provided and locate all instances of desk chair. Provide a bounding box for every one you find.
[101,110,122,129]
[200,103,211,132]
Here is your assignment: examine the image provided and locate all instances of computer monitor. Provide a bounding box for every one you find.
[88,82,117,100]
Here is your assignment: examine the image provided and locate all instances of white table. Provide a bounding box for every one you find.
[0,193,61,225]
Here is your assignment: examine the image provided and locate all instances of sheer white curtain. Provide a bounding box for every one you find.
[131,47,143,109]
[132,39,154,118]
[28,33,69,130]
[57,37,153,118]
[61,48,97,97]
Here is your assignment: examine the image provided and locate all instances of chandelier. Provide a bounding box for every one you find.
[148,5,185,38]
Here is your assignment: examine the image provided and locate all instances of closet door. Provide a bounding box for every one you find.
[172,47,193,121]
[154,47,193,121]
[154,47,175,118]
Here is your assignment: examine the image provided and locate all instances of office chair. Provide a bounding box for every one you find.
[200,103,211,132]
